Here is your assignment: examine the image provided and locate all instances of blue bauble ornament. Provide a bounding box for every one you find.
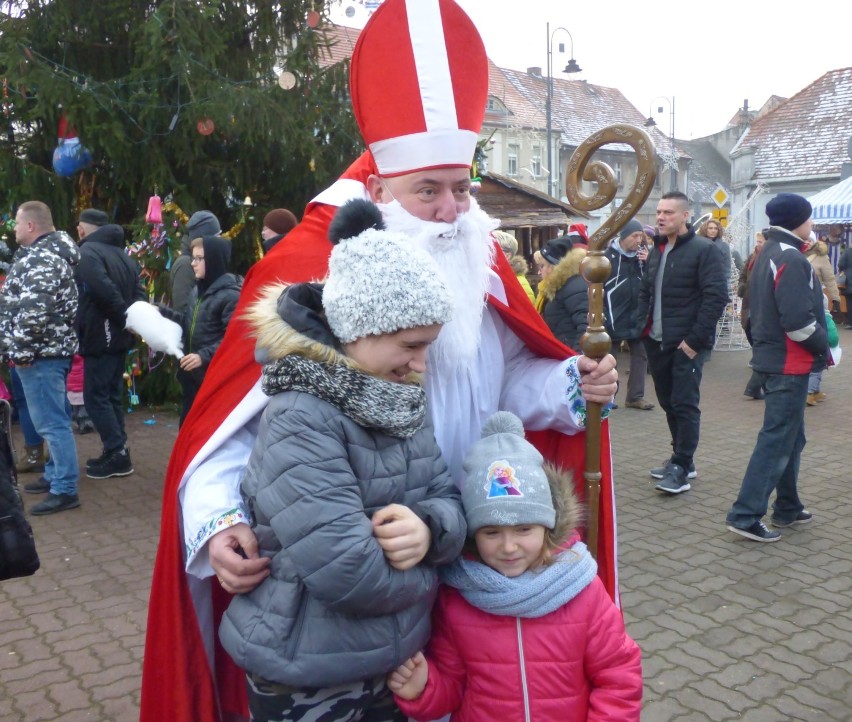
[52,137,93,177]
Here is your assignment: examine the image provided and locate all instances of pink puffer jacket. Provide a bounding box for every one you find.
[396,577,642,722]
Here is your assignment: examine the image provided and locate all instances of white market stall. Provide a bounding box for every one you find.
[809,176,852,224]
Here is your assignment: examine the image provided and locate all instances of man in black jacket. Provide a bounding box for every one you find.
[604,219,653,410]
[637,191,728,494]
[75,209,147,479]
[725,194,826,542]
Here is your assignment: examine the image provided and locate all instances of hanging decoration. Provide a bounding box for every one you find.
[52,113,93,177]
[277,71,297,90]
[145,193,163,225]
[196,118,215,136]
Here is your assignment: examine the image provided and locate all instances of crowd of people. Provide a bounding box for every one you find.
[0,202,299,514]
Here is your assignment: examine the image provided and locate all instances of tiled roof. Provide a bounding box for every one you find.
[733,67,852,180]
[484,60,546,131]
[316,23,360,68]
[499,68,679,157]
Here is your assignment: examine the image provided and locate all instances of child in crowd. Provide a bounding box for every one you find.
[388,411,642,721]
[218,199,467,722]
[159,235,242,424]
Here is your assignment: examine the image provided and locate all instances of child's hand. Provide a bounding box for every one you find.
[387,652,429,700]
[179,352,202,371]
[372,504,431,570]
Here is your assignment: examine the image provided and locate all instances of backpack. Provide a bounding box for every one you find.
[0,398,40,581]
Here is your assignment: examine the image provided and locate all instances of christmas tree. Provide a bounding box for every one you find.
[0,0,362,273]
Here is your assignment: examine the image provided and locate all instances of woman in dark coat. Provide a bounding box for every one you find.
[535,236,589,351]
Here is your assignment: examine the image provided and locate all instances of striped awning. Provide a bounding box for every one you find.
[809,176,852,224]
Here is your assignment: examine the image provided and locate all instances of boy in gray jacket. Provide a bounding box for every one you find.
[219,200,466,722]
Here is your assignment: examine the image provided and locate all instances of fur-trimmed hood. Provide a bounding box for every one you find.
[537,247,587,302]
[245,281,352,370]
[543,462,582,549]
[509,255,529,276]
[806,240,829,257]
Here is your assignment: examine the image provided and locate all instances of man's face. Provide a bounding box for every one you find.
[368,168,472,223]
[656,198,689,239]
[791,218,814,243]
[14,210,35,247]
[261,226,277,241]
[620,231,645,253]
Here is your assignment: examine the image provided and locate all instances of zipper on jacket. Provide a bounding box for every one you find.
[516,618,531,722]
[188,297,202,353]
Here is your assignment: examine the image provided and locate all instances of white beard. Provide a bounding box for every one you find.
[380,197,497,369]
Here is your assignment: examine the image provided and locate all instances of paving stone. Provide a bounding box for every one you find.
[3,350,852,719]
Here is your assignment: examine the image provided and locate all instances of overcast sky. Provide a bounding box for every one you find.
[331,0,851,140]
[457,0,850,139]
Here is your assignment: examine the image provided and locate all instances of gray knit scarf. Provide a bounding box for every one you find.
[440,542,598,618]
[262,354,427,439]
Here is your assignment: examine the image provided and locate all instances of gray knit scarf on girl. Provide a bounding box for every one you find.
[262,354,427,439]
[440,541,598,618]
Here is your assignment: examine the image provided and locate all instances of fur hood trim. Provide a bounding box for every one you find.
[538,247,587,301]
[543,463,582,547]
[244,281,424,384]
[807,240,829,257]
[244,282,354,370]
[509,255,529,276]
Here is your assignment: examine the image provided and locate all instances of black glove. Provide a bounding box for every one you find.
[831,299,841,314]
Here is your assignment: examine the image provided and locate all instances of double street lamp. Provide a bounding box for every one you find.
[644,96,677,191]
[545,23,582,198]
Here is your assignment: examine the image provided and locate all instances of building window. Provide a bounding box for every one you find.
[508,144,519,176]
[531,145,542,177]
[614,161,623,186]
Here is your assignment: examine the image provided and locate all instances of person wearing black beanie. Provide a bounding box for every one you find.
[159,235,243,424]
[725,193,825,542]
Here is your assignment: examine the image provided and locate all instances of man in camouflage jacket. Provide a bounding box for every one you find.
[0,201,81,515]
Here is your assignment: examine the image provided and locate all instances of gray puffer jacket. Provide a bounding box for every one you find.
[219,282,466,688]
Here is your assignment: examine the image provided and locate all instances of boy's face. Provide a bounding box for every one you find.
[474,524,547,577]
[343,323,442,382]
[191,248,206,279]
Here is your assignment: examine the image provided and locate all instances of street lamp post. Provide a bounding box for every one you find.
[545,22,582,198]
[644,96,677,191]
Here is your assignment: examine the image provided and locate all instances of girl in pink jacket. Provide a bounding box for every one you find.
[388,412,642,722]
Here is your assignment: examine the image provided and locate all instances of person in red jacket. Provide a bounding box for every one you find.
[389,412,642,722]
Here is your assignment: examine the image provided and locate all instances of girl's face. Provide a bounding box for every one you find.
[343,324,442,382]
[705,222,720,239]
[474,524,547,577]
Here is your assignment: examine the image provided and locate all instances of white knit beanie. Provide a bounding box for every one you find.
[323,199,453,343]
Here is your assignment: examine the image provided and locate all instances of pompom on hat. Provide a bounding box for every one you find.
[766,193,812,232]
[462,412,556,535]
[323,199,453,343]
[349,0,488,177]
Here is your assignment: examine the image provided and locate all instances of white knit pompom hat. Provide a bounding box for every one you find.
[323,199,454,343]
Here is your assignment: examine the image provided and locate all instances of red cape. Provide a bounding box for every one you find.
[140,152,616,722]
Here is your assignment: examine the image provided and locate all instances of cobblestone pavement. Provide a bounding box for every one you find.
[1,345,851,721]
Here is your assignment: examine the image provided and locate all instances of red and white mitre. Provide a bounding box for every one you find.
[350,0,488,177]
